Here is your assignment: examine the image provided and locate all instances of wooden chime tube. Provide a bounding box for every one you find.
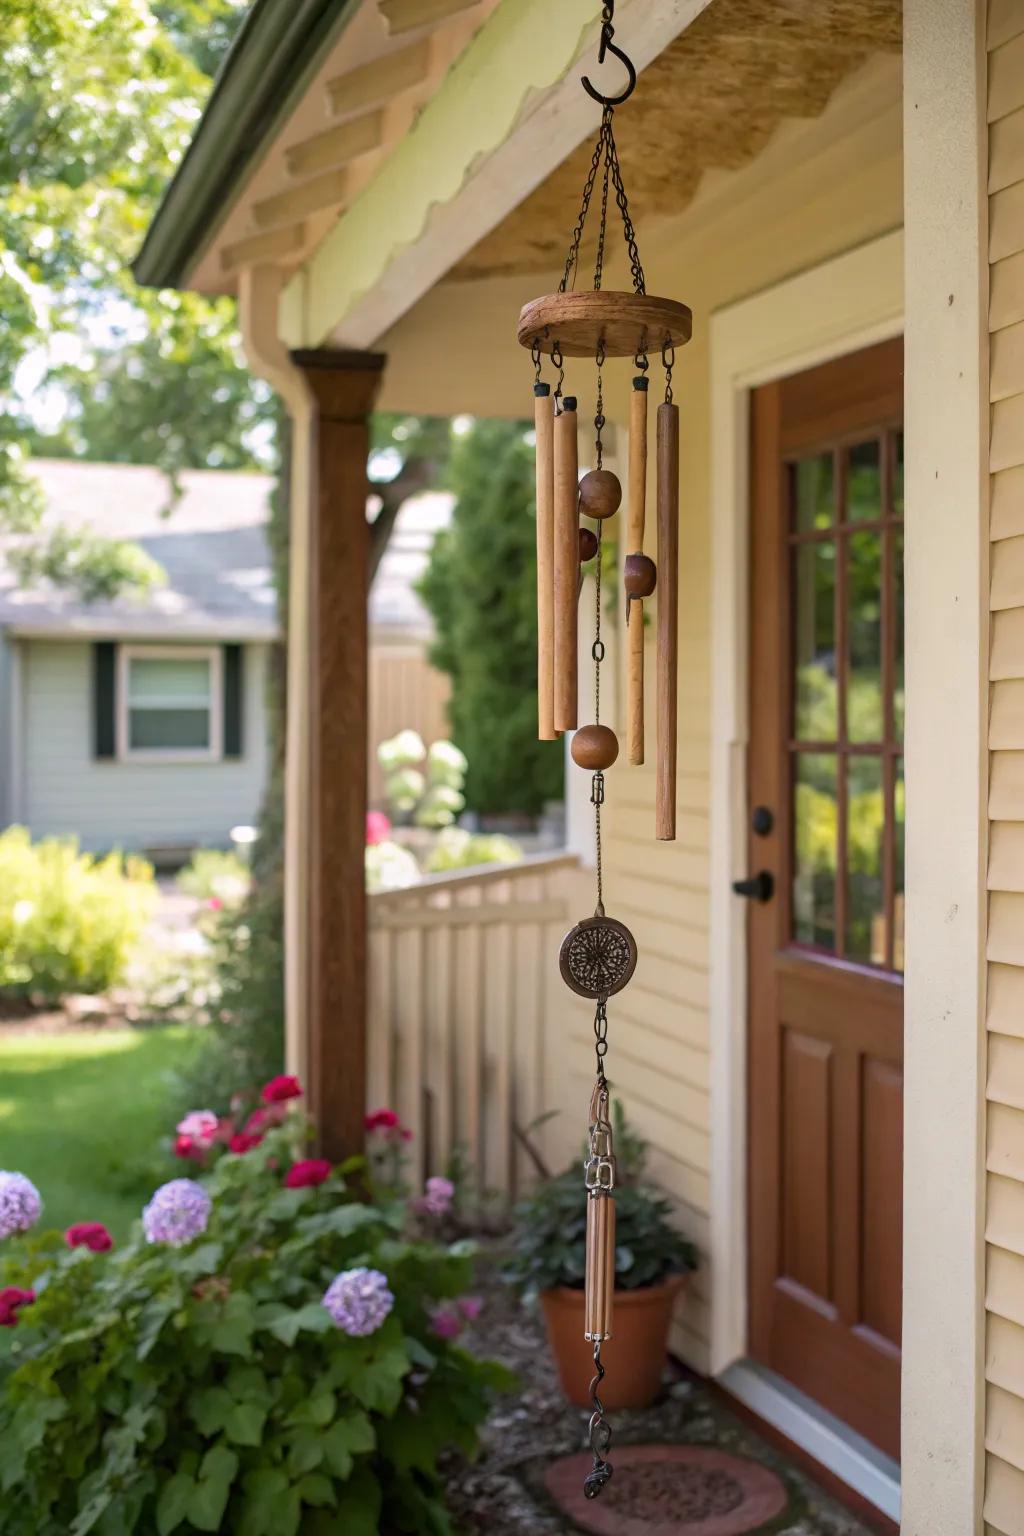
[584,1192,615,1341]
[535,384,556,741]
[627,380,648,766]
[553,398,579,733]
[656,401,679,840]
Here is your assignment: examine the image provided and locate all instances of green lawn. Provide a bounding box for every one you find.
[0,1027,197,1242]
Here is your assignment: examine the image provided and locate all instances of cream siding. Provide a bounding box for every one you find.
[18,639,270,853]
[987,3,1024,1529]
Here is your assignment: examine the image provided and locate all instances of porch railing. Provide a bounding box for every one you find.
[367,851,579,1197]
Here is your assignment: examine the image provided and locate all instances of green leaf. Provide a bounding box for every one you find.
[238,1470,299,1536]
[286,1427,324,1477]
[333,1467,383,1536]
[188,1387,233,1436]
[156,1473,194,1536]
[321,1411,375,1479]
[351,1339,410,1414]
[260,1301,332,1347]
[187,1445,239,1532]
[285,1390,334,1428]
[224,1401,266,1448]
[297,1473,335,1509]
[225,1364,266,1403]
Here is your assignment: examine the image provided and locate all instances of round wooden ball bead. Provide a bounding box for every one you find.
[624,552,657,598]
[578,527,599,562]
[571,724,619,771]
[578,469,621,520]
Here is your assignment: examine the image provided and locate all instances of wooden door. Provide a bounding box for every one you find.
[747,338,904,1461]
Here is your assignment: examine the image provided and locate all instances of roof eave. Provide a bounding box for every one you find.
[134,0,358,291]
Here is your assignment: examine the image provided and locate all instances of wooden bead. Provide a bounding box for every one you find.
[571,724,619,771]
[578,527,599,562]
[624,552,657,598]
[578,469,621,520]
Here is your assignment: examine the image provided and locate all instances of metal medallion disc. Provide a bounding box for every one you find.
[559,914,638,1000]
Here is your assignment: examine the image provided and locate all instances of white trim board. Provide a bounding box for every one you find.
[707,229,904,1512]
[721,1362,901,1524]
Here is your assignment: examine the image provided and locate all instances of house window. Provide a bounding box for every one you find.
[118,647,222,761]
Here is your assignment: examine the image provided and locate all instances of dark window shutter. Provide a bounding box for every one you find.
[223,645,244,758]
[93,642,117,759]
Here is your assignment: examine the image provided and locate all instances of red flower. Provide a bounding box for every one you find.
[65,1222,113,1253]
[0,1287,35,1328]
[229,1132,262,1154]
[260,1075,302,1104]
[284,1158,332,1189]
[173,1134,205,1162]
[365,1108,399,1132]
[366,810,391,846]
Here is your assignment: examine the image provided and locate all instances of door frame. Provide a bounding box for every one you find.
[708,230,905,1512]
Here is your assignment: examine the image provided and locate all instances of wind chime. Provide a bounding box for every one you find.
[517,1,691,1501]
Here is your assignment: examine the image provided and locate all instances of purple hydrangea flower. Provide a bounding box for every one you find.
[0,1172,42,1238]
[422,1175,455,1216]
[142,1179,211,1247]
[322,1267,394,1336]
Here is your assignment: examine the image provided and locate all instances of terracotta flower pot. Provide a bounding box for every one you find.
[540,1272,687,1409]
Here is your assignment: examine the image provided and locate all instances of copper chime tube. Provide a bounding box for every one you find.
[627,379,648,765]
[553,398,579,733]
[535,383,556,741]
[656,400,678,840]
[585,1192,615,1341]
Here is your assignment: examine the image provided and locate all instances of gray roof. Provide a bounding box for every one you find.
[0,458,451,642]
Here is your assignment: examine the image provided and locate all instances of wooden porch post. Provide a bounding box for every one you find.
[290,349,385,1161]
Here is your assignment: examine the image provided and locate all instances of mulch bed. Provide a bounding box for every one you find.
[444,1249,880,1536]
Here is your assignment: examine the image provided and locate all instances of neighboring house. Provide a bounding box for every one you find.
[0,459,277,856]
[0,460,452,855]
[136,3,1020,1533]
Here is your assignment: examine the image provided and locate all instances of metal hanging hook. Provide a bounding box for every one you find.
[581,3,636,108]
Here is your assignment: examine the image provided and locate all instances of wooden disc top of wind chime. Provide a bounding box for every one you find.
[517,289,692,359]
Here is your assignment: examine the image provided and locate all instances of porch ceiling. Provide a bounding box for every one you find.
[452,0,902,284]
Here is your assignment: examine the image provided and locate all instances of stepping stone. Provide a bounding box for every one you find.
[544,1443,789,1536]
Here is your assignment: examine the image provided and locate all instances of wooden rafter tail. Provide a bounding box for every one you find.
[656,401,679,840]
[553,400,579,733]
[535,384,556,741]
[627,378,648,765]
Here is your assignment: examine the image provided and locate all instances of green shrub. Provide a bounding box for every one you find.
[0,827,155,1003]
[0,1110,510,1535]
[422,829,523,875]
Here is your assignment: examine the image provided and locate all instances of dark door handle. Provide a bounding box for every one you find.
[733,870,774,902]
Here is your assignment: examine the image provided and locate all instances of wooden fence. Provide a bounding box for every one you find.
[367,852,579,1198]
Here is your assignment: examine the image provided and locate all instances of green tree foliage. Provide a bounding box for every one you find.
[417,419,563,817]
[1,0,263,598]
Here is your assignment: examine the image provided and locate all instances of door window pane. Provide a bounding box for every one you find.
[893,526,905,743]
[793,453,833,533]
[794,542,837,740]
[793,753,838,951]
[846,756,885,964]
[893,432,904,518]
[847,440,882,521]
[848,531,883,743]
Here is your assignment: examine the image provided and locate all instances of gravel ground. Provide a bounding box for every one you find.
[443,1251,882,1536]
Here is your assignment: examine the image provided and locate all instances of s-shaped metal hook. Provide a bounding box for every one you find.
[580,2,636,108]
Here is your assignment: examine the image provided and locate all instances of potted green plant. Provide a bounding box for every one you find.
[504,1105,697,1409]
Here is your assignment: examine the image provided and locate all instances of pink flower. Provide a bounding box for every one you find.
[207,896,224,911]
[366,811,392,847]
[176,1111,219,1147]
[422,1175,455,1216]
[229,1132,262,1154]
[261,1075,302,1105]
[429,1305,463,1341]
[365,1108,399,1132]
[173,1134,205,1162]
[284,1158,332,1189]
[0,1286,35,1327]
[458,1295,484,1322]
[400,1128,413,1142]
[213,1116,236,1144]
[65,1222,113,1253]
